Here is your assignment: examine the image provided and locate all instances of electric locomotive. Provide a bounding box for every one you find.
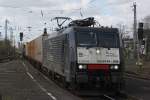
[42,17,124,90]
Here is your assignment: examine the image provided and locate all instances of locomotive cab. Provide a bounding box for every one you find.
[67,26,124,89]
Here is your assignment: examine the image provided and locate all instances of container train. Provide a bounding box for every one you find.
[24,17,124,91]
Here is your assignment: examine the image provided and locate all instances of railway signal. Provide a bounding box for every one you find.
[20,32,23,41]
[136,22,144,69]
[138,22,144,40]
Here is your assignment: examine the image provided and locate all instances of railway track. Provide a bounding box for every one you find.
[80,91,128,100]
[81,90,141,100]
[51,78,128,100]
[103,94,116,100]
[81,94,116,100]
[125,72,150,80]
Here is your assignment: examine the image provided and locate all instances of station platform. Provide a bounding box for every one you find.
[0,60,81,100]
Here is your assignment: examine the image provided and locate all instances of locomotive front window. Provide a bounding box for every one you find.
[76,32,97,46]
[98,33,119,48]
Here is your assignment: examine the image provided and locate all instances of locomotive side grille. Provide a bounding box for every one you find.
[43,34,67,75]
[47,35,66,64]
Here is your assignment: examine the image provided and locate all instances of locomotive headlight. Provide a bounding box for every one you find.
[96,50,100,54]
[78,65,87,69]
[114,65,119,70]
[79,65,83,69]
[110,65,119,70]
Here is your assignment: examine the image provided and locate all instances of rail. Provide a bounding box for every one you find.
[103,94,116,100]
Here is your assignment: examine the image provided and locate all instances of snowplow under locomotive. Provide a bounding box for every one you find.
[25,17,124,90]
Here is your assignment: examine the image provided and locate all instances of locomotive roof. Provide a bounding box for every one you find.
[72,26,118,33]
[46,26,119,40]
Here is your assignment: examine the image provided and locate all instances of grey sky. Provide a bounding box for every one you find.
[0,0,149,41]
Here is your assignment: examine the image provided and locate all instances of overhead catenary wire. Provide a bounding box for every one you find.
[0,0,99,42]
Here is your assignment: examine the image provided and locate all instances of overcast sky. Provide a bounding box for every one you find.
[0,0,150,41]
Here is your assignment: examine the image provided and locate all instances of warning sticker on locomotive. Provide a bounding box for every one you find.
[77,47,120,64]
